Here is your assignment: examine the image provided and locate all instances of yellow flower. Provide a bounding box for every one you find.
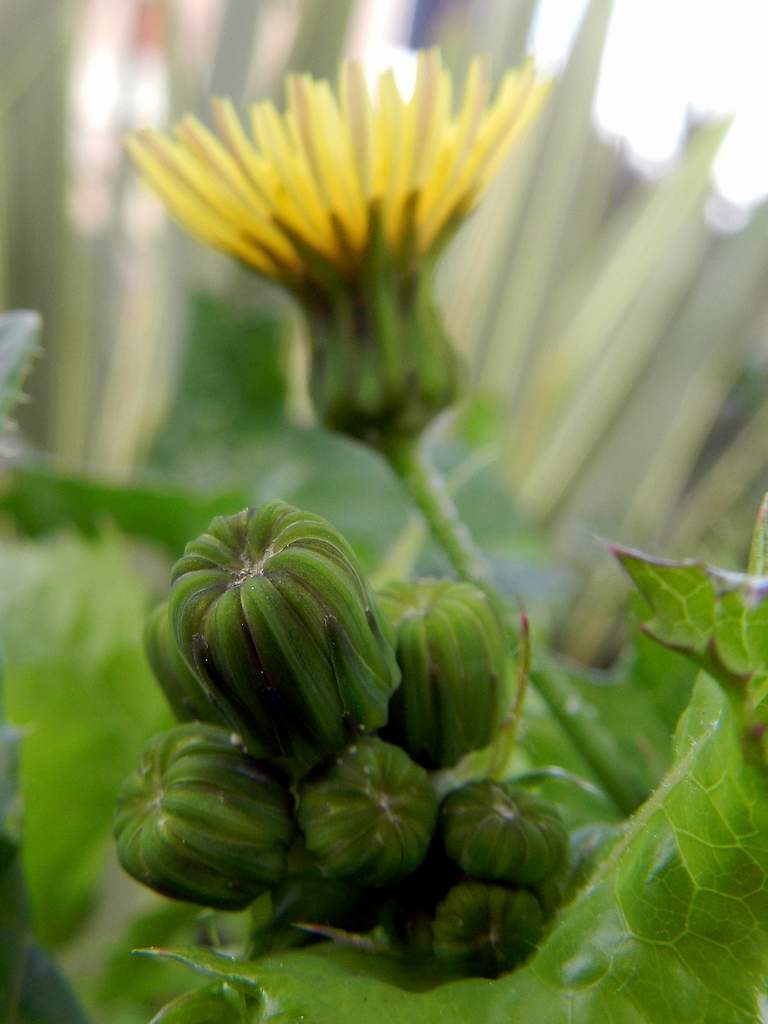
[127,50,545,290]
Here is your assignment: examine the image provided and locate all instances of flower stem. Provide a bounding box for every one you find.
[381,436,491,590]
[530,664,646,815]
[381,433,644,815]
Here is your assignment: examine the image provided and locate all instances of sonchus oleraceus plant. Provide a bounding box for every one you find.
[109,50,768,1024]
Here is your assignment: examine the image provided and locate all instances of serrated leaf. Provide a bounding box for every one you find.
[140,678,768,1023]
[0,309,39,432]
[612,544,768,686]
[497,677,768,1023]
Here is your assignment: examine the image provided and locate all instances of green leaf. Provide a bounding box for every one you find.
[2,428,407,571]
[498,677,768,1023]
[0,308,39,432]
[139,945,484,1023]
[0,464,248,558]
[150,293,288,469]
[149,982,249,1023]
[141,677,768,1023]
[522,631,696,819]
[612,543,768,685]
[15,942,90,1024]
[94,900,208,1017]
[0,684,27,1021]
[0,637,90,1023]
[0,532,170,945]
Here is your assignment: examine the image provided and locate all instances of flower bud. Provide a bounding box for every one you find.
[377,579,507,768]
[170,501,400,769]
[305,259,462,446]
[114,723,295,909]
[440,781,566,886]
[432,882,544,975]
[296,737,437,887]
[144,602,227,725]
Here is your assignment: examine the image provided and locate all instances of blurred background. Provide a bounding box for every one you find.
[5,0,768,657]
[1,1,768,1019]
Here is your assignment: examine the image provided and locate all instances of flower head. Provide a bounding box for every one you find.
[127,50,545,291]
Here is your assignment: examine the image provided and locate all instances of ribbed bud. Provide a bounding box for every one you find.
[304,257,462,447]
[144,602,227,725]
[114,723,295,909]
[440,782,566,886]
[170,501,400,768]
[377,579,506,768]
[296,737,437,887]
[432,882,544,975]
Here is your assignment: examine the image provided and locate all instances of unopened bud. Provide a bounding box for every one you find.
[378,579,506,768]
[297,737,437,887]
[432,881,544,975]
[440,781,566,886]
[170,501,400,769]
[114,723,295,909]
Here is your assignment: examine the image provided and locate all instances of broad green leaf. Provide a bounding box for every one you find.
[0,532,170,945]
[0,464,248,558]
[496,677,768,1023]
[613,544,768,685]
[0,308,39,431]
[0,647,90,1023]
[150,293,289,470]
[139,945,486,1024]
[141,677,768,1023]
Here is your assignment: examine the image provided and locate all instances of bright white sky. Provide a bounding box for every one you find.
[531,0,768,207]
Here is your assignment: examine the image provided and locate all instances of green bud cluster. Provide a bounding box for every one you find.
[116,500,574,978]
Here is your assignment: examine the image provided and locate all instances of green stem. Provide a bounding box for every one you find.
[531,664,646,815]
[381,433,644,816]
[381,436,491,590]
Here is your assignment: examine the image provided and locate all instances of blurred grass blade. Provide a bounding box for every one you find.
[511,121,728,517]
[0,309,40,433]
[473,0,614,387]
[208,0,265,105]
